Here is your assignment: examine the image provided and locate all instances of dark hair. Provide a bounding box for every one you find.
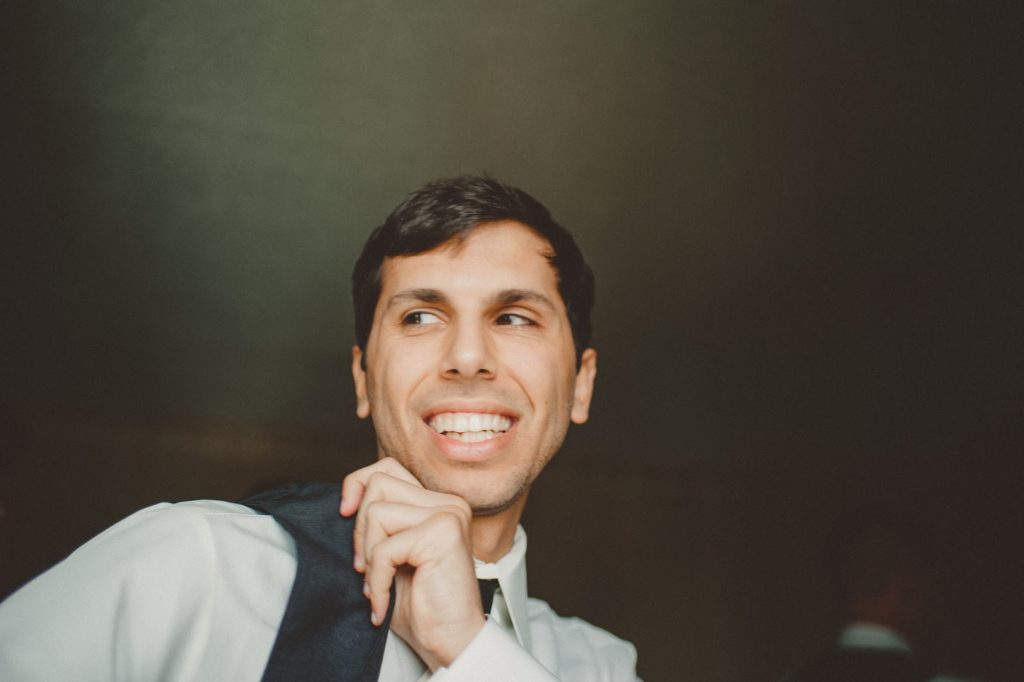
[352,175,595,362]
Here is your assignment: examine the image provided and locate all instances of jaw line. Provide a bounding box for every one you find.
[469,492,523,516]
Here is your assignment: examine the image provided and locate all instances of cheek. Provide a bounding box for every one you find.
[371,348,431,413]
[501,335,577,391]
[511,357,576,418]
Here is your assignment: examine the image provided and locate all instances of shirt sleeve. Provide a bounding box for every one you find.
[0,503,207,680]
[520,600,642,682]
[430,619,560,681]
[0,501,291,682]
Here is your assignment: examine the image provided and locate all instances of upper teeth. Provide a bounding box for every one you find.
[428,412,512,436]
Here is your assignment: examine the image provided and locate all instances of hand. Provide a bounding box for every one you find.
[340,458,486,670]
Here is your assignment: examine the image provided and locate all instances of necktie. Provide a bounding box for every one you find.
[478,578,499,615]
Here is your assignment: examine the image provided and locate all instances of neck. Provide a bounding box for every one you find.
[470,495,527,563]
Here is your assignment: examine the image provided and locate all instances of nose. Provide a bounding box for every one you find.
[442,318,495,379]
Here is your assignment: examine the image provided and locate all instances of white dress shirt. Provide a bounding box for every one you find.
[835,623,980,682]
[836,622,914,653]
[0,499,639,681]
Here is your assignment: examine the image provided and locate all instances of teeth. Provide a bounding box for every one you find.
[447,431,495,443]
[427,412,512,440]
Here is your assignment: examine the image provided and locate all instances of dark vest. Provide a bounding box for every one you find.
[241,482,395,682]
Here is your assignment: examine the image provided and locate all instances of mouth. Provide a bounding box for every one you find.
[425,412,514,443]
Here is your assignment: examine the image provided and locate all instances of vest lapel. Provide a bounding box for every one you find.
[242,482,394,681]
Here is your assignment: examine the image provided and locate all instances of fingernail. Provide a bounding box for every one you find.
[362,581,370,598]
[354,554,365,572]
[370,610,380,626]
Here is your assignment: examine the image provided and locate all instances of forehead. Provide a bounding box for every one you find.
[378,221,562,302]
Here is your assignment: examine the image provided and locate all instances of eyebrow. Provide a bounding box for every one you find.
[384,287,557,313]
[492,288,557,312]
[384,288,449,312]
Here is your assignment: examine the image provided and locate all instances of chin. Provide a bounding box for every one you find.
[465,492,522,516]
[415,466,531,517]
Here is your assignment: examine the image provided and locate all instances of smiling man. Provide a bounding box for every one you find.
[0,176,639,681]
[353,220,589,523]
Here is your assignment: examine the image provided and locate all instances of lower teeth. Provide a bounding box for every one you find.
[446,431,500,443]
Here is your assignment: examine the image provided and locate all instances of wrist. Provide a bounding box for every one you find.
[423,614,487,670]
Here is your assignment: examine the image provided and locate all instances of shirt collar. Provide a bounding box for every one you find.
[473,524,531,652]
[837,622,913,654]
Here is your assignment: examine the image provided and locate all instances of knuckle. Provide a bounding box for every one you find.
[443,495,472,518]
[377,458,404,479]
[435,508,465,532]
[364,472,388,496]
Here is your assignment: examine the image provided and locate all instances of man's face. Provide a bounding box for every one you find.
[352,220,597,515]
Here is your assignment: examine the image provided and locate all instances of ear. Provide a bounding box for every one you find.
[351,345,371,419]
[570,348,597,424]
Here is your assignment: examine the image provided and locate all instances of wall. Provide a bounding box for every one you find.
[2,3,1020,679]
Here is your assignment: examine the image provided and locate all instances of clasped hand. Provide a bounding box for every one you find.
[340,458,486,670]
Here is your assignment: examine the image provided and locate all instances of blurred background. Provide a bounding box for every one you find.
[1,2,1020,680]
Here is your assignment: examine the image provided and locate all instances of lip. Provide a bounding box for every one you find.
[421,401,520,463]
[421,401,520,421]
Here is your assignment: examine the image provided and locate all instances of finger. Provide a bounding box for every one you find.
[361,501,468,580]
[340,457,421,517]
[362,530,405,626]
[363,511,471,625]
[353,474,467,571]
[354,474,427,570]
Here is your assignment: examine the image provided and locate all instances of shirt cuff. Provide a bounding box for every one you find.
[430,619,558,682]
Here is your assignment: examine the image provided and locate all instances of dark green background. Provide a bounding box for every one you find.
[2,2,1020,680]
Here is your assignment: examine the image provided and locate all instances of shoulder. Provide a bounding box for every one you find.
[525,597,638,681]
[0,499,296,680]
[81,498,296,566]
[93,498,274,535]
[4,498,297,620]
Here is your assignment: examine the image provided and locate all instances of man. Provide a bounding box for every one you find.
[783,508,976,682]
[0,176,640,680]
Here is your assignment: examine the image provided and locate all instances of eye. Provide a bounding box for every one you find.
[496,313,535,327]
[402,311,443,326]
